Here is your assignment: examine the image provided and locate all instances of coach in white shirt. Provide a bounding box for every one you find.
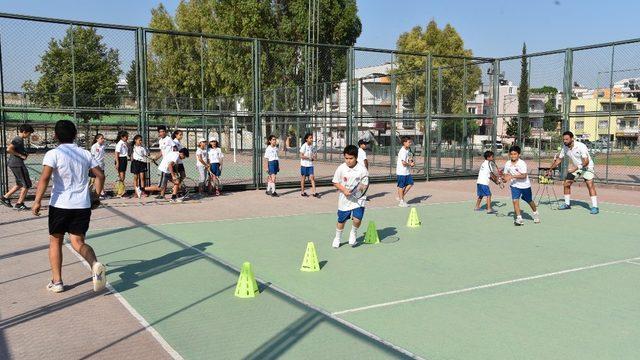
[547,131,598,214]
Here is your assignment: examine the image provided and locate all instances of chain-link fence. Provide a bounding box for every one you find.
[2,13,640,195]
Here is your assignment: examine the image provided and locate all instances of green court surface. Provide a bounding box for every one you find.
[89,201,640,359]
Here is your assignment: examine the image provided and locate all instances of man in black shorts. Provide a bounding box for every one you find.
[32,120,107,293]
[1,124,34,210]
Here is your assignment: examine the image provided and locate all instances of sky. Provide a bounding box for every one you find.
[1,0,639,90]
[2,0,640,56]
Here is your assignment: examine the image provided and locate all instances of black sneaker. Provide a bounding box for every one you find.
[301,192,309,197]
[271,192,279,197]
[155,194,165,200]
[14,203,30,211]
[312,193,321,198]
[266,190,272,196]
[0,196,11,208]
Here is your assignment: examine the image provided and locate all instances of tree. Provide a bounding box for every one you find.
[23,26,122,112]
[507,43,530,140]
[145,0,361,113]
[125,60,137,96]
[395,20,481,142]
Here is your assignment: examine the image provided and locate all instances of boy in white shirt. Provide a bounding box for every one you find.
[208,139,224,196]
[144,148,189,202]
[546,131,599,214]
[299,133,320,198]
[196,139,208,194]
[156,125,174,160]
[264,135,280,197]
[503,145,540,226]
[32,120,106,293]
[396,136,415,207]
[357,139,369,169]
[331,145,369,248]
[171,130,186,179]
[474,150,497,214]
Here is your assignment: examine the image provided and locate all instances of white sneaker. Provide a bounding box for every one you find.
[398,200,408,208]
[348,233,357,246]
[514,217,524,226]
[92,262,106,292]
[46,281,64,293]
[332,237,340,248]
[135,187,142,198]
[533,214,540,224]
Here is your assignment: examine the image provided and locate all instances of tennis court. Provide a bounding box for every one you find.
[87,194,640,359]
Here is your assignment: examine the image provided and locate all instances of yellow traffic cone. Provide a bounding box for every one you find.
[234,262,259,298]
[300,242,320,272]
[407,207,421,228]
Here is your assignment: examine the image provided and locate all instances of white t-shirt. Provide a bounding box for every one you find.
[332,163,369,211]
[558,141,593,170]
[43,144,99,209]
[264,145,279,161]
[503,159,531,189]
[477,160,491,186]
[208,147,223,164]
[115,140,128,158]
[357,148,367,164]
[396,147,410,176]
[299,142,316,167]
[159,136,174,157]
[132,145,148,161]
[90,143,106,167]
[172,139,183,164]
[158,151,180,174]
[196,148,208,168]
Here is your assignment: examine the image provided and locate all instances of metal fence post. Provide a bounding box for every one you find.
[491,59,500,155]
[252,39,262,189]
[605,45,615,183]
[436,66,443,169]
[0,34,7,194]
[424,53,432,180]
[561,49,573,179]
[346,47,355,145]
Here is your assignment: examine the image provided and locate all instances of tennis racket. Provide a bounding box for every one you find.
[571,167,599,181]
[407,146,423,174]
[347,175,369,201]
[113,179,126,197]
[142,153,159,166]
[488,160,504,189]
[179,177,198,200]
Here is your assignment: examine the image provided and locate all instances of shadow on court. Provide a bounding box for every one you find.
[407,195,431,204]
[85,206,415,359]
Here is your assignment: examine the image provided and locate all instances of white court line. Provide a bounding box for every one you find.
[626,261,640,266]
[601,210,640,216]
[602,201,640,209]
[333,256,640,316]
[65,243,183,360]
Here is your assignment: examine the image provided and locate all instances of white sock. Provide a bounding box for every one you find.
[335,229,343,240]
[272,183,276,192]
[350,226,358,237]
[267,183,273,192]
[591,196,598,208]
[564,195,571,205]
[516,214,523,220]
[533,211,538,215]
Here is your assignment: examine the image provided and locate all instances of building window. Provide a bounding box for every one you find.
[383,89,388,99]
[576,105,585,112]
[509,87,513,94]
[598,120,608,129]
[575,121,584,130]
[467,107,476,114]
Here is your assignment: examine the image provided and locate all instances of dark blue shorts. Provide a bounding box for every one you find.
[476,184,491,197]
[268,160,279,175]
[300,166,314,177]
[397,174,414,188]
[210,163,221,177]
[337,207,365,223]
[510,186,533,203]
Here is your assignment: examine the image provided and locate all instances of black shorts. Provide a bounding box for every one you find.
[130,159,147,174]
[48,206,91,236]
[176,163,186,178]
[10,164,32,189]
[117,157,128,172]
[159,172,171,188]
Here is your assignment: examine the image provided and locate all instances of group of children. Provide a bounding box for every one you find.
[475,130,600,226]
[85,126,224,202]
